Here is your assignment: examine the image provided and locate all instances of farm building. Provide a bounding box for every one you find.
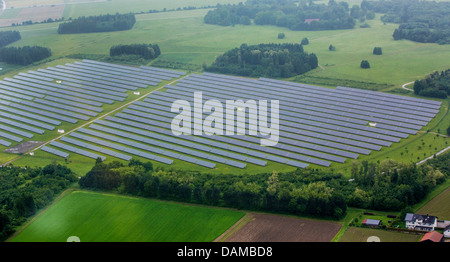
[404,213,437,231]
[362,219,381,228]
[420,231,443,242]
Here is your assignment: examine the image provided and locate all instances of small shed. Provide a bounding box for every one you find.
[133,91,141,95]
[362,219,381,227]
[58,129,65,134]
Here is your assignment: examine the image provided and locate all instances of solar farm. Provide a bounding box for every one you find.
[0,59,442,171]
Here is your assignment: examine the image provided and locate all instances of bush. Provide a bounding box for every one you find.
[301,37,309,45]
[278,33,285,39]
[373,47,382,55]
[360,60,370,68]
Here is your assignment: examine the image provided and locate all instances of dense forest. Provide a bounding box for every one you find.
[79,153,449,220]
[57,13,136,34]
[0,163,77,241]
[0,31,21,48]
[362,0,450,44]
[0,46,52,66]
[204,43,318,77]
[413,69,450,99]
[204,0,368,31]
[110,44,161,60]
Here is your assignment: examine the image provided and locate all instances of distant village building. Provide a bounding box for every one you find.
[304,18,320,24]
[420,231,443,242]
[404,213,438,231]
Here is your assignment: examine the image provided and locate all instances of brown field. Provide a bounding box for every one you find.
[339,227,421,242]
[221,213,342,242]
[0,5,65,26]
[417,188,450,220]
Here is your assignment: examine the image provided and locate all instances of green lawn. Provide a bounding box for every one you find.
[10,190,245,242]
[339,227,420,242]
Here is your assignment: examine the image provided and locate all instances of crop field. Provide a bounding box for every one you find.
[221,213,342,242]
[417,188,450,220]
[10,190,245,242]
[0,5,65,27]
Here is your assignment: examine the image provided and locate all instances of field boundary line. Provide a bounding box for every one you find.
[1,73,188,167]
[214,213,253,242]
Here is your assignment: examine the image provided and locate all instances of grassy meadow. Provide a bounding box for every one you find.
[10,190,245,242]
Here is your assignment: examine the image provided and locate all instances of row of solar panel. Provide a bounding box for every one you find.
[91,119,308,169]
[189,74,436,123]
[131,100,385,151]
[82,59,186,79]
[75,127,224,169]
[184,75,433,125]
[156,87,418,138]
[50,141,106,161]
[19,71,129,94]
[72,62,174,81]
[255,75,442,108]
[14,74,128,98]
[127,102,372,156]
[47,66,151,88]
[174,79,427,132]
[119,106,349,164]
[41,146,69,158]
[146,91,404,143]
[105,112,328,167]
[86,122,257,168]
[201,73,440,113]
[143,97,393,150]
[62,63,166,85]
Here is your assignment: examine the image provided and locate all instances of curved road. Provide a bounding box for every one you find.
[401,81,414,91]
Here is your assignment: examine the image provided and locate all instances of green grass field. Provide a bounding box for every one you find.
[10,190,245,242]
[339,227,420,242]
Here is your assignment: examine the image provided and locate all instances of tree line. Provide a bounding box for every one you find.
[110,44,161,60]
[57,13,136,34]
[0,46,52,66]
[362,0,450,44]
[0,31,21,48]
[79,152,449,220]
[0,163,77,241]
[203,0,371,31]
[413,69,450,99]
[204,43,318,78]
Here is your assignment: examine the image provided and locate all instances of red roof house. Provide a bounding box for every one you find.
[420,231,443,242]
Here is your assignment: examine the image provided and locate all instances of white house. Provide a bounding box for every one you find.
[444,225,450,238]
[404,213,438,231]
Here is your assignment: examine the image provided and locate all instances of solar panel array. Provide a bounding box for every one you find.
[0,60,175,153]
[0,58,435,169]
[43,68,441,169]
